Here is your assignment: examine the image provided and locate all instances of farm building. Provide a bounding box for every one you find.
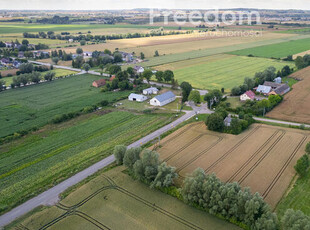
[256,85,272,95]
[128,93,148,102]
[263,81,290,95]
[92,79,106,88]
[240,90,255,101]
[269,84,290,96]
[143,87,159,95]
[150,91,175,106]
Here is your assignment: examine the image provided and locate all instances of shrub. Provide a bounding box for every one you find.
[294,154,309,177]
[113,145,127,165]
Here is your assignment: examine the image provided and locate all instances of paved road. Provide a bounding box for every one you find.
[0,109,204,228]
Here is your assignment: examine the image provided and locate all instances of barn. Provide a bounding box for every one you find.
[150,91,176,106]
[128,93,148,102]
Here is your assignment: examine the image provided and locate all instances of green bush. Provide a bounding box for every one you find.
[294,154,309,177]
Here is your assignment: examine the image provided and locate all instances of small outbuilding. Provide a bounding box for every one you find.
[92,79,106,88]
[224,115,232,127]
[143,87,159,95]
[150,91,176,106]
[128,93,148,102]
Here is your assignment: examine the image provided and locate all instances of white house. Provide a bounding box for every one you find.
[143,87,159,95]
[128,93,148,102]
[150,91,176,106]
[240,90,255,101]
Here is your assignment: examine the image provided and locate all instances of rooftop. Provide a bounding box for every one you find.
[153,91,175,102]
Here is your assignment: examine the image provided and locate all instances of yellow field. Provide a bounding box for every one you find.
[7,167,239,230]
[55,32,294,58]
[155,122,310,208]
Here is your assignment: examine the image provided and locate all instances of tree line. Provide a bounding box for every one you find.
[113,145,310,229]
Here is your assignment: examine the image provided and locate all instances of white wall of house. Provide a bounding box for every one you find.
[150,96,175,106]
[240,94,251,101]
[128,94,147,102]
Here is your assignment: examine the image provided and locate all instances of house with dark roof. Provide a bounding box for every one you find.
[240,90,255,101]
[92,79,106,88]
[150,91,175,106]
[269,84,290,96]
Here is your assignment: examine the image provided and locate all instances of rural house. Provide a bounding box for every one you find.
[83,51,93,57]
[92,79,106,88]
[128,93,148,102]
[134,66,145,74]
[240,90,255,101]
[143,87,159,95]
[150,91,175,106]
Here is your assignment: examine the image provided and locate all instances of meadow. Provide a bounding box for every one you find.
[276,170,310,218]
[0,74,129,138]
[229,37,310,58]
[155,54,294,90]
[155,122,309,208]
[6,167,240,230]
[0,111,173,215]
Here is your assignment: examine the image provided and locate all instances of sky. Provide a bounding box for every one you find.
[0,0,310,11]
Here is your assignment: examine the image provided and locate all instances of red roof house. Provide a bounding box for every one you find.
[240,90,255,101]
[92,79,106,88]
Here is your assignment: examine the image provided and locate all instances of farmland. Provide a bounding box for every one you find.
[229,37,310,58]
[0,74,129,138]
[155,54,294,90]
[6,167,240,230]
[267,66,310,124]
[0,111,174,214]
[155,122,309,208]
[276,170,310,217]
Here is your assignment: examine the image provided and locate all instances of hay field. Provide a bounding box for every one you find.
[155,123,309,207]
[7,167,239,230]
[155,54,294,90]
[267,67,310,124]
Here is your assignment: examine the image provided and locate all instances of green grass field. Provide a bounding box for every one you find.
[0,111,173,215]
[6,167,240,230]
[276,171,310,218]
[140,34,310,67]
[0,74,128,138]
[155,54,294,90]
[229,37,310,58]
